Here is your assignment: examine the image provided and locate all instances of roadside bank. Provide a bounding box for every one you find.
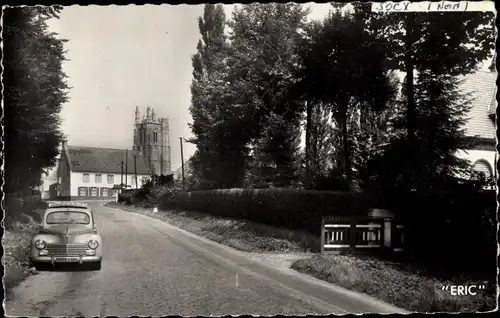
[3,222,39,295]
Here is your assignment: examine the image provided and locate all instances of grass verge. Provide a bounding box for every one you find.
[105,202,319,254]
[3,221,39,293]
[290,254,497,313]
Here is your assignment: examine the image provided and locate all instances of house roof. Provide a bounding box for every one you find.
[66,146,151,175]
[460,70,497,140]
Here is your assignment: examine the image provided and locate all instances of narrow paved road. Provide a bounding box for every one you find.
[5,202,406,316]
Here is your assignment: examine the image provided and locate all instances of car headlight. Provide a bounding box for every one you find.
[88,240,99,249]
[35,240,46,250]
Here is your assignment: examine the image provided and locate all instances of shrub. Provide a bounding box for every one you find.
[118,189,138,205]
[4,194,47,228]
[380,190,497,278]
[160,188,376,234]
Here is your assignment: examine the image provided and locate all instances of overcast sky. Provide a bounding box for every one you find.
[47,4,493,173]
[47,4,331,173]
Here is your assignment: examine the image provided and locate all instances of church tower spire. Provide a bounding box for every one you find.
[135,106,140,124]
[152,108,156,122]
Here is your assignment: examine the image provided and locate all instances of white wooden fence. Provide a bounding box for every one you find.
[320,216,405,254]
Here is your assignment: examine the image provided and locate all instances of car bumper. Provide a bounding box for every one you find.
[31,256,102,264]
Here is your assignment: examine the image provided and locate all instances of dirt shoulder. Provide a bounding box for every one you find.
[105,202,497,313]
[105,202,319,254]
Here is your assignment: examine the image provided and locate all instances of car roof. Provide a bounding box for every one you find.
[48,201,89,209]
[44,202,92,216]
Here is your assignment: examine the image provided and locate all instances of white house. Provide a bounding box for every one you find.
[455,69,497,183]
[53,141,152,200]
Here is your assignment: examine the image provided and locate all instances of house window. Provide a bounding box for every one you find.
[90,187,98,197]
[101,188,108,197]
[107,175,114,184]
[83,173,90,183]
[78,187,88,197]
[95,174,102,183]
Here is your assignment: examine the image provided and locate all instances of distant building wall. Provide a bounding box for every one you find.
[161,118,171,174]
[57,148,71,198]
[41,170,57,200]
[69,171,150,197]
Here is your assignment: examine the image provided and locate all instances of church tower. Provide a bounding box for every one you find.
[133,106,171,175]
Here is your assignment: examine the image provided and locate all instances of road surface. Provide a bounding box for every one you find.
[5,201,407,316]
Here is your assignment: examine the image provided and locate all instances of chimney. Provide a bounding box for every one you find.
[146,106,151,121]
[61,136,68,151]
[135,106,140,124]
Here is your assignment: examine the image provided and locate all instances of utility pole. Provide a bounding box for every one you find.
[180,137,185,189]
[125,149,128,189]
[120,161,124,188]
[134,153,138,189]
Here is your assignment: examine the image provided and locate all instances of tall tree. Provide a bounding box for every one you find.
[295,9,396,190]
[338,3,495,138]
[253,112,302,187]
[3,6,69,194]
[383,9,494,188]
[352,71,400,189]
[364,72,474,195]
[226,3,309,187]
[189,4,229,189]
[336,3,495,192]
[309,103,336,181]
[294,20,322,188]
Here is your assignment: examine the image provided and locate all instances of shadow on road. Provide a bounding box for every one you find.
[34,263,100,272]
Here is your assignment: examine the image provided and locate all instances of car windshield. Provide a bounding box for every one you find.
[46,211,90,225]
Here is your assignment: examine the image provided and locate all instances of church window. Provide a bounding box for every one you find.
[153,131,158,143]
[472,159,493,179]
